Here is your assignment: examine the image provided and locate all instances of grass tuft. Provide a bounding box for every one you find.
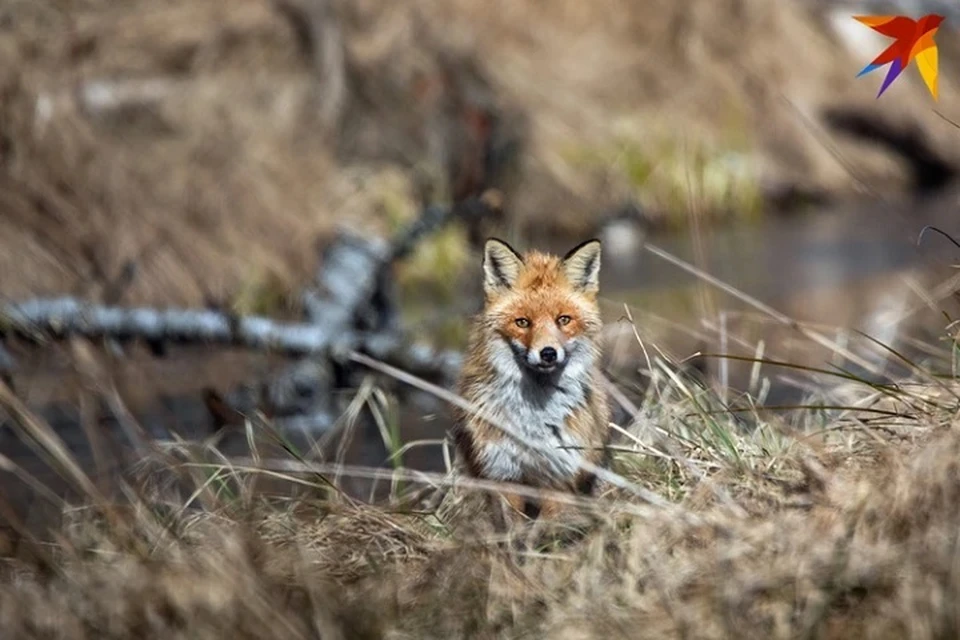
[4,322,960,638]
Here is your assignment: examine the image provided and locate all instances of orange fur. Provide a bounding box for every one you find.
[453,238,612,524]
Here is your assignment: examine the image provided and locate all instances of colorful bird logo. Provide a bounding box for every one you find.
[853,14,944,100]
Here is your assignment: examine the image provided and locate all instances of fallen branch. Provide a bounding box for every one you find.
[1,295,463,446]
[0,297,461,381]
[0,194,495,366]
[301,192,499,342]
[2,298,333,355]
[2,193,496,442]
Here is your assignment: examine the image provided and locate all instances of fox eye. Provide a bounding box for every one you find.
[557,315,572,326]
[514,318,531,328]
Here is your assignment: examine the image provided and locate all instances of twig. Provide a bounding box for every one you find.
[0,297,461,382]
[918,225,960,252]
[1,298,335,355]
[643,242,886,376]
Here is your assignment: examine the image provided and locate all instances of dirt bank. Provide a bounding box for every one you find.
[2,0,959,310]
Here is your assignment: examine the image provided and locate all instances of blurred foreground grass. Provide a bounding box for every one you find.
[2,312,960,639]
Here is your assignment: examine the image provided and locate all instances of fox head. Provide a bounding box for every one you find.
[480,237,603,376]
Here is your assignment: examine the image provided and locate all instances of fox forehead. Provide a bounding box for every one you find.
[489,252,587,305]
[510,251,567,290]
[487,272,598,323]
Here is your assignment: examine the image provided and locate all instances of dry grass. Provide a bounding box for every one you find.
[4,332,960,639]
[3,0,960,309]
[7,2,960,637]
[0,0,501,307]
[408,0,960,230]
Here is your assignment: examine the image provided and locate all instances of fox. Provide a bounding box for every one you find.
[452,237,612,523]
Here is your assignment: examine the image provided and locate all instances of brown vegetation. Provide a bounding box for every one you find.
[5,1,960,637]
[2,359,960,638]
[3,0,960,308]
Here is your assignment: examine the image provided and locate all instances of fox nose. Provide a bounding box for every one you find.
[539,347,558,364]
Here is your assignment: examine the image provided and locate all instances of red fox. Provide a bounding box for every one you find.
[453,237,612,522]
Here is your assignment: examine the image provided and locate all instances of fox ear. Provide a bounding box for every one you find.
[562,239,602,293]
[483,238,524,295]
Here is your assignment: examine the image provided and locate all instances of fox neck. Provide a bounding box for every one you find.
[477,329,598,419]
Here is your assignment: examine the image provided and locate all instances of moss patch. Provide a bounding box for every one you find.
[564,123,764,228]
[229,266,295,317]
[364,167,473,348]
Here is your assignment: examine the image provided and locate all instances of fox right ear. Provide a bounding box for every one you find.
[483,238,524,296]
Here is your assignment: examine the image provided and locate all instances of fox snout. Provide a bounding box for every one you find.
[520,334,568,372]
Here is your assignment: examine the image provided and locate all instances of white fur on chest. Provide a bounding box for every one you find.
[472,340,594,485]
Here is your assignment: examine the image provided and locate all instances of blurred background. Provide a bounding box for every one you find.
[3,0,960,523]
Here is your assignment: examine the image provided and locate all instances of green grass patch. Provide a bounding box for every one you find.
[563,130,764,228]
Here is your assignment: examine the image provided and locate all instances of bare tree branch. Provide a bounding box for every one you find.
[300,232,391,339]
[0,195,496,357]
[299,191,499,353]
[1,193,494,442]
[0,295,463,441]
[1,298,334,355]
[0,297,460,379]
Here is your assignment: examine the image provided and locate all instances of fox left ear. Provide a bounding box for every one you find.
[562,239,602,293]
[483,238,525,296]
